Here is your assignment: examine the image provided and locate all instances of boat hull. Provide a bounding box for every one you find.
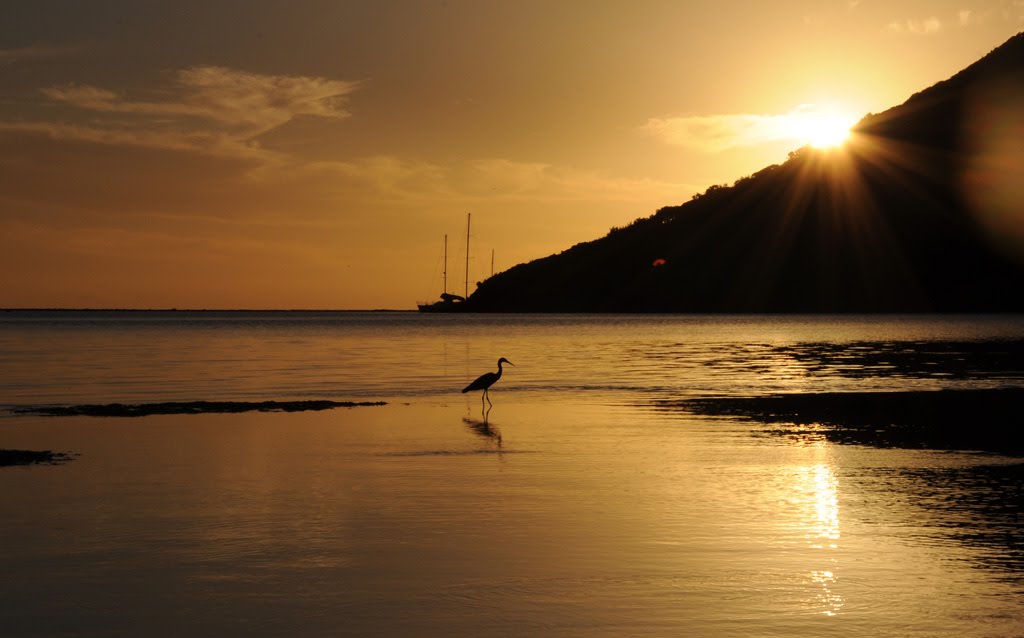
[417,300,470,313]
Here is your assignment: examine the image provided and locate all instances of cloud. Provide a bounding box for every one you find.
[293,156,691,208]
[885,5,1024,32]
[42,66,357,130]
[464,159,691,204]
[12,66,359,159]
[643,113,785,152]
[958,8,1004,26]
[885,16,943,35]
[0,119,274,162]
[641,105,849,153]
[885,6,1021,34]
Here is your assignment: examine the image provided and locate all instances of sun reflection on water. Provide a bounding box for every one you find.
[809,463,840,550]
[810,569,843,617]
[797,448,845,617]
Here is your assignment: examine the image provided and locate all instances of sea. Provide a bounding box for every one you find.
[1,311,1023,637]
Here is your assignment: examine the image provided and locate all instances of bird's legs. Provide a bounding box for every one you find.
[485,389,493,407]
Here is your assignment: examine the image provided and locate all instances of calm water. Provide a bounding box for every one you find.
[2,311,1023,406]
[1,311,1023,636]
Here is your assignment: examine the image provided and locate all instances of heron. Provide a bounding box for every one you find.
[462,357,513,407]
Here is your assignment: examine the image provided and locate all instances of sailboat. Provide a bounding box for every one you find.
[417,213,472,312]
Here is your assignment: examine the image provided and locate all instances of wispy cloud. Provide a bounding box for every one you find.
[885,16,944,35]
[957,7,1010,26]
[464,159,691,204]
[39,65,360,139]
[884,6,1015,34]
[0,120,271,161]
[13,66,359,158]
[641,105,850,153]
[0,66,364,201]
[643,113,785,152]
[294,156,690,207]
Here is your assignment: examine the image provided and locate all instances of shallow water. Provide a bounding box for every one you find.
[1,312,1023,636]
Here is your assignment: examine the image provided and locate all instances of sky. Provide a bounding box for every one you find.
[2,1,1023,309]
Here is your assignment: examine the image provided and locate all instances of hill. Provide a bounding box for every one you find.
[468,33,1024,312]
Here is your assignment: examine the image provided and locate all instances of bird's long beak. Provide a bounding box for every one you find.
[507,360,515,366]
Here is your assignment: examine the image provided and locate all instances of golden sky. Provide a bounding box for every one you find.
[2,0,1022,309]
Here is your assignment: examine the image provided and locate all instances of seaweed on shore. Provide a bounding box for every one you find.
[13,399,387,418]
[0,449,76,466]
[668,387,1024,455]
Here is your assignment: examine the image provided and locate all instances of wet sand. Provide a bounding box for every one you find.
[0,449,74,466]
[3,400,387,466]
[13,399,387,418]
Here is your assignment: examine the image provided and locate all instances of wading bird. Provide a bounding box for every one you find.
[462,357,513,406]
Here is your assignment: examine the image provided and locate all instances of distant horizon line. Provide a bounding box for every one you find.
[4,308,1024,317]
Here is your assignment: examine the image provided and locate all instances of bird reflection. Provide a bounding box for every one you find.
[463,406,502,449]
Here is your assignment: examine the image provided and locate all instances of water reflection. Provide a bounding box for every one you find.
[797,451,845,617]
[463,411,503,450]
[810,569,843,617]
[808,463,840,551]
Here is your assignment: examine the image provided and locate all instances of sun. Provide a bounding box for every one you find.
[777,105,858,149]
[805,113,855,148]
[796,107,857,148]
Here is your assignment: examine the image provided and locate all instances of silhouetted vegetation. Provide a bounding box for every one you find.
[469,33,1024,312]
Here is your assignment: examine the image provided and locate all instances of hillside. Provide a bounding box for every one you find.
[468,32,1024,312]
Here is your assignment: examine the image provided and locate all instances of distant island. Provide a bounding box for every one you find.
[467,32,1024,312]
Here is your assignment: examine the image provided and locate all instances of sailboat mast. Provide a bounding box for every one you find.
[442,234,447,295]
[491,249,494,277]
[464,213,471,300]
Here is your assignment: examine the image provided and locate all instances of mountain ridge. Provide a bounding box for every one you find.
[467,32,1024,312]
